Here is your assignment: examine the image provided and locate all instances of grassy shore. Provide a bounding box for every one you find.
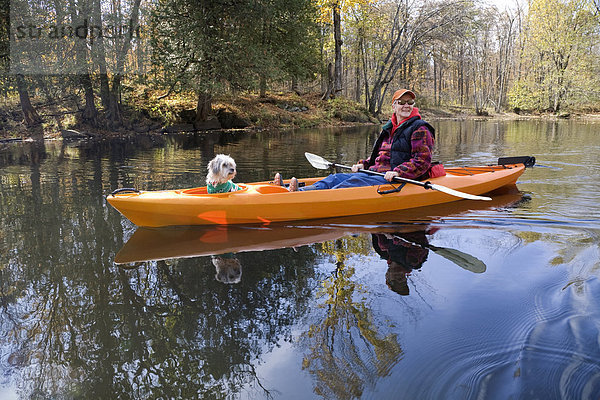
[1,89,597,140]
[1,90,381,140]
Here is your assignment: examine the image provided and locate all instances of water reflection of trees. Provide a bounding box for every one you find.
[0,139,320,398]
[302,237,403,399]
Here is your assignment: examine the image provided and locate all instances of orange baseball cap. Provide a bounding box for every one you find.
[391,89,416,103]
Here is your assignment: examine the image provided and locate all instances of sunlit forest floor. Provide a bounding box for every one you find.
[1,89,598,140]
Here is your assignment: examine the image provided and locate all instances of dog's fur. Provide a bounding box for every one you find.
[211,255,242,284]
[206,154,241,193]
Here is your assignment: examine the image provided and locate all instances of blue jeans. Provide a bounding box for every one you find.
[300,173,389,190]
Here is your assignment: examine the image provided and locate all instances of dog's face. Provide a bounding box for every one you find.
[211,255,242,284]
[206,154,237,184]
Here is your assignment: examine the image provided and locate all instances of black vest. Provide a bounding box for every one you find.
[368,116,435,173]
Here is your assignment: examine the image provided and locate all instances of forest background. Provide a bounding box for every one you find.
[1,0,600,139]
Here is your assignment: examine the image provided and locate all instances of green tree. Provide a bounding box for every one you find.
[249,0,320,97]
[151,0,319,124]
[509,0,598,112]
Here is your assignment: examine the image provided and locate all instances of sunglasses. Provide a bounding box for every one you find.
[395,99,415,105]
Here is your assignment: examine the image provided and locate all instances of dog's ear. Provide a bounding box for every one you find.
[207,157,221,174]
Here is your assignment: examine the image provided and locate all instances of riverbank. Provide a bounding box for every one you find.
[1,90,598,141]
[0,91,377,140]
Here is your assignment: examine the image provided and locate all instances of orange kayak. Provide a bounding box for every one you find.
[107,162,529,227]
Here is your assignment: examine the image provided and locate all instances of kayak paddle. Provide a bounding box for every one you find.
[304,152,492,201]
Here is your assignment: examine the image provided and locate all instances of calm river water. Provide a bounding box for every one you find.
[1,119,599,399]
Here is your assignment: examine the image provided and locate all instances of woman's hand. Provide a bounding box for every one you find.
[351,163,364,173]
[384,170,399,182]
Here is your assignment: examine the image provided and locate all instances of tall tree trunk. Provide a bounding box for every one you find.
[496,39,507,112]
[69,1,99,126]
[91,0,110,109]
[552,79,563,113]
[459,46,464,106]
[291,76,300,95]
[106,0,142,128]
[319,26,327,95]
[368,82,382,115]
[98,73,111,111]
[195,91,212,123]
[433,57,438,106]
[81,73,99,126]
[354,30,362,103]
[355,56,361,103]
[259,76,267,98]
[360,34,370,110]
[322,63,334,100]
[377,84,391,115]
[37,77,64,131]
[343,61,348,97]
[16,74,42,127]
[333,2,343,98]
[106,76,123,128]
[437,62,443,106]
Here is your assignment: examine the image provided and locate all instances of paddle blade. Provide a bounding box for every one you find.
[429,245,487,273]
[429,183,492,201]
[305,152,332,169]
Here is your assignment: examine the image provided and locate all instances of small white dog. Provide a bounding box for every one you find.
[206,154,243,193]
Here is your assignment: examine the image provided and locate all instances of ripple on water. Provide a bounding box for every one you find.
[473,315,600,399]
[384,243,600,399]
[433,215,600,232]
[476,277,600,399]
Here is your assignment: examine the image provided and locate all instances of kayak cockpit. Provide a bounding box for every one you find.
[177,183,290,196]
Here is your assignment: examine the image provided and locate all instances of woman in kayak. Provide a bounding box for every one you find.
[279,88,435,191]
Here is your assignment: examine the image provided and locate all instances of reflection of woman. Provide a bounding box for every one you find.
[371,231,429,295]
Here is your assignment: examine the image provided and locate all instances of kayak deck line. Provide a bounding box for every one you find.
[107,161,531,227]
[439,164,521,176]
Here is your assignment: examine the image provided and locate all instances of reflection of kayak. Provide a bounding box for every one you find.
[114,188,523,264]
[107,162,529,227]
[115,225,351,264]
